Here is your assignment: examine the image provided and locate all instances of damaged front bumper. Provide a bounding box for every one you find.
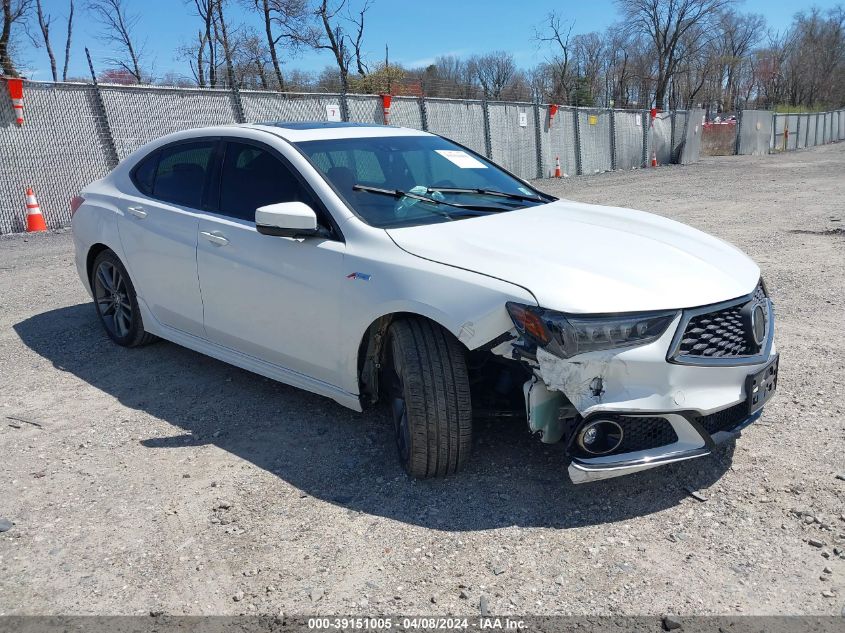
[495,310,778,484]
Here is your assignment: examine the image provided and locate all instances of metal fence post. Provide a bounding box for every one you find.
[795,113,801,149]
[669,111,676,163]
[608,108,618,170]
[419,96,429,132]
[340,91,350,122]
[677,110,690,163]
[770,113,776,150]
[230,82,246,124]
[533,102,544,179]
[481,99,493,159]
[641,110,649,167]
[84,47,120,169]
[572,107,583,176]
[734,110,743,155]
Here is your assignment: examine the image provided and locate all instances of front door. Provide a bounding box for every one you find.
[196,139,346,387]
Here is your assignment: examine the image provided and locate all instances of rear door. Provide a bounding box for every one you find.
[195,138,346,386]
[117,139,217,338]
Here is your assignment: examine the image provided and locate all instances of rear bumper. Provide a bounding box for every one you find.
[567,408,762,484]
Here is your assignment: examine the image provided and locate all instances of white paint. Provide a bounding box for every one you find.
[387,199,761,313]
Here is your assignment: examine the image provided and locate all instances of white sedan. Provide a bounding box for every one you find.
[71,122,778,483]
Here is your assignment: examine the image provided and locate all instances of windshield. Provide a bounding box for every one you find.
[294,135,553,228]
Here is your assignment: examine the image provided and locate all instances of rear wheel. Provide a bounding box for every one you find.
[91,250,156,347]
[385,317,473,478]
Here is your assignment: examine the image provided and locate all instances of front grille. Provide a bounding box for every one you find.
[676,284,768,359]
[692,401,748,435]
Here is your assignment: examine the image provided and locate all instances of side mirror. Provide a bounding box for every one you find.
[255,202,319,238]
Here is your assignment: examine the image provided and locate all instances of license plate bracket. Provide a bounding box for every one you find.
[746,354,779,415]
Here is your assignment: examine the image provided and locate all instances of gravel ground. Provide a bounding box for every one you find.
[0,144,843,617]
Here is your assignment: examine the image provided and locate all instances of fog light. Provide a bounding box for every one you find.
[577,419,624,455]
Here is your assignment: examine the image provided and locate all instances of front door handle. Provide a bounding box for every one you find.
[200,231,229,247]
[127,206,147,219]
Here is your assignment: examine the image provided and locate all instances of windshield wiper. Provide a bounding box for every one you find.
[352,184,510,214]
[425,187,546,203]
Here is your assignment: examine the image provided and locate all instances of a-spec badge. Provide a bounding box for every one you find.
[346,272,372,281]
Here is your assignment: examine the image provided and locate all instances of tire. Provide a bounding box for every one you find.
[385,317,473,478]
[91,249,157,348]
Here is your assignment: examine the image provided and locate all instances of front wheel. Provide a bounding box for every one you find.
[91,250,156,347]
[385,318,473,478]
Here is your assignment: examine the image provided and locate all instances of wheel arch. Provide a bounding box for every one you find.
[86,243,113,286]
[356,310,469,408]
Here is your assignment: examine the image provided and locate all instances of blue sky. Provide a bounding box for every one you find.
[20,0,841,81]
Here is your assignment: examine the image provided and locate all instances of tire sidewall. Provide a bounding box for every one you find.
[387,328,414,470]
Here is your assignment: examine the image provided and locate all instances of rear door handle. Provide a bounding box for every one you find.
[200,231,229,247]
[127,206,147,219]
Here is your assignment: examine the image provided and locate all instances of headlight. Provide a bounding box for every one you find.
[506,302,678,359]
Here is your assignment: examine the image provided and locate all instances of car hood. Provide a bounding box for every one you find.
[385,199,760,313]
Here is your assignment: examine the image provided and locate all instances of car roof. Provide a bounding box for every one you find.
[242,121,432,143]
[119,122,435,168]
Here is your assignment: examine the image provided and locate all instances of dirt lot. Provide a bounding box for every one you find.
[1,144,843,618]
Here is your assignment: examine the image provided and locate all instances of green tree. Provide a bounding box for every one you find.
[573,75,594,106]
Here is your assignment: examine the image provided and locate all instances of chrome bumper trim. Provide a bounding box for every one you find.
[567,409,762,484]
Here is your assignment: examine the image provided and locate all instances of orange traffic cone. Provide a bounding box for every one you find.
[554,156,562,178]
[25,187,47,233]
[651,151,658,168]
[7,78,24,126]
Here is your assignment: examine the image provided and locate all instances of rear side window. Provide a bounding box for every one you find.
[132,151,158,196]
[152,141,216,208]
[217,142,316,222]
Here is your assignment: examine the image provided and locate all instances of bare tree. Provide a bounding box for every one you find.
[535,12,575,103]
[179,30,209,86]
[1,0,31,76]
[62,0,73,81]
[470,51,516,99]
[427,55,477,98]
[33,0,57,80]
[350,0,368,76]
[305,0,372,92]
[237,31,271,88]
[87,0,145,81]
[246,0,310,90]
[215,0,237,87]
[572,32,606,103]
[717,10,765,110]
[185,0,216,86]
[616,0,734,107]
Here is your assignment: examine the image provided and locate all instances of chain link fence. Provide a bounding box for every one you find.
[0,82,112,234]
[3,78,842,234]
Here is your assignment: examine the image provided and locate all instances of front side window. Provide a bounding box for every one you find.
[217,141,316,222]
[153,141,216,208]
[295,135,552,228]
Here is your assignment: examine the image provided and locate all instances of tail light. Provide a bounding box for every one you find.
[70,195,84,217]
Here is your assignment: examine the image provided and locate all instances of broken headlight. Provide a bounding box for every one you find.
[506,302,678,359]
